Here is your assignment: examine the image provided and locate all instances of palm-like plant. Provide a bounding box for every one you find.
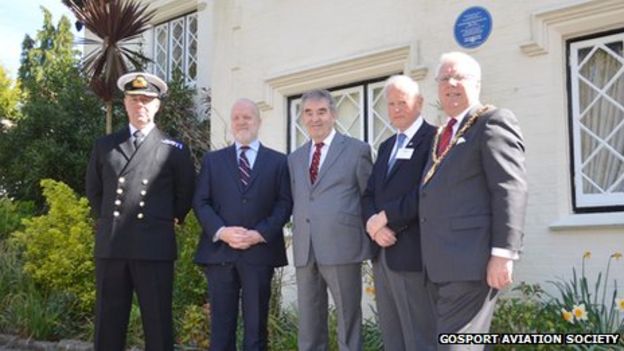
[65,0,156,134]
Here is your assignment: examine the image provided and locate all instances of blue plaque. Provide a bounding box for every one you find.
[454,6,492,49]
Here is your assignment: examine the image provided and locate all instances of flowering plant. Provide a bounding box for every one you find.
[550,251,624,335]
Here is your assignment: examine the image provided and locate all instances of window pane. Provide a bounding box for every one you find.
[581,96,624,140]
[169,18,185,77]
[186,13,198,84]
[154,23,168,80]
[334,89,363,139]
[606,41,623,57]
[368,81,395,159]
[579,47,622,89]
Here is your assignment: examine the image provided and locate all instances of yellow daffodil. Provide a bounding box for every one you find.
[612,252,623,261]
[616,298,624,312]
[561,308,574,324]
[572,304,588,321]
[583,251,591,259]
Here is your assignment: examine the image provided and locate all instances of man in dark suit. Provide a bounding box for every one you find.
[194,98,291,351]
[86,72,196,351]
[288,89,372,351]
[419,52,528,349]
[362,75,436,351]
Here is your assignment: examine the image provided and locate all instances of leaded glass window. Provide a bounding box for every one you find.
[152,13,198,86]
[569,30,624,210]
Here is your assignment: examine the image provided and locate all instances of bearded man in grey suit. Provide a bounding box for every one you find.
[417,52,528,349]
[288,89,373,351]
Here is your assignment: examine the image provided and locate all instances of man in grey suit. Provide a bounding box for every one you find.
[419,52,528,349]
[288,89,373,351]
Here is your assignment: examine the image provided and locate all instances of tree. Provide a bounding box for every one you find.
[0,65,21,122]
[66,0,155,134]
[157,71,211,169]
[0,8,110,207]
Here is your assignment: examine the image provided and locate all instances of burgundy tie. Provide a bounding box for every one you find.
[239,146,251,187]
[309,142,324,184]
[437,118,457,157]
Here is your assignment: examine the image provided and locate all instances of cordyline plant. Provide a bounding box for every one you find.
[64,0,156,134]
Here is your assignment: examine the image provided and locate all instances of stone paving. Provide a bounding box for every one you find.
[0,335,93,351]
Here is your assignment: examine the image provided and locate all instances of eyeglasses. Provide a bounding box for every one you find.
[435,74,478,83]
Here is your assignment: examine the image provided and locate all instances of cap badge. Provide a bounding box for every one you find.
[132,76,148,89]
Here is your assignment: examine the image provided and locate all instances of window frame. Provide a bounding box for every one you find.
[566,28,624,213]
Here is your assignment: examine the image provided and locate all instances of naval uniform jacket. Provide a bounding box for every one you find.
[86,126,195,261]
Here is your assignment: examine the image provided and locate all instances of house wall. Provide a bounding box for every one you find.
[142,0,624,311]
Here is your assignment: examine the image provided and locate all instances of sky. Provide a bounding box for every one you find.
[0,0,78,79]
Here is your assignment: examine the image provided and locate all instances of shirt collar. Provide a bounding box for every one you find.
[129,122,156,137]
[314,128,336,147]
[397,115,424,142]
[445,103,479,127]
[235,139,260,152]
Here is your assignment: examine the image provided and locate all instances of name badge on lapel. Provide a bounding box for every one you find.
[396,148,414,159]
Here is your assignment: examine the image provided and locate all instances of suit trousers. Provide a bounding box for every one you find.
[373,250,435,351]
[205,261,274,351]
[296,249,363,351]
[426,278,499,351]
[95,258,174,351]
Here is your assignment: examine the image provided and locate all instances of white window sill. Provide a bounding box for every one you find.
[549,212,624,231]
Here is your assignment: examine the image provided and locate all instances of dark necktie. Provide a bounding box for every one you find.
[436,118,457,157]
[239,146,251,187]
[133,130,145,150]
[309,142,324,184]
[387,133,407,174]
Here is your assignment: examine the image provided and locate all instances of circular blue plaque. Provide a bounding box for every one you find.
[454,6,492,49]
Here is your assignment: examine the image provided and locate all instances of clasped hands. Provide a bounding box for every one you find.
[366,211,396,247]
[219,226,265,250]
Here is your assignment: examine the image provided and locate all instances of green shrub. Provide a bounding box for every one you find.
[0,241,29,325]
[173,213,209,348]
[177,304,210,350]
[492,283,573,351]
[0,241,80,341]
[0,196,35,240]
[173,213,207,315]
[1,288,75,340]
[10,179,95,312]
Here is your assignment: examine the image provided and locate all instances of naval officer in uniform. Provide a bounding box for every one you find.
[86,72,196,351]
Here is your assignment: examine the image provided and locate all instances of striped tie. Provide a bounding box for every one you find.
[309,142,324,184]
[239,146,251,187]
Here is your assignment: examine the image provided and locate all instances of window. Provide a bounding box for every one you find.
[152,13,198,86]
[287,78,396,158]
[568,30,624,211]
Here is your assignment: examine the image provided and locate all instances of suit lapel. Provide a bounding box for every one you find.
[385,125,429,182]
[312,133,346,189]
[300,141,313,191]
[421,106,483,187]
[120,127,161,175]
[117,127,134,161]
[225,145,245,193]
[456,104,483,134]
